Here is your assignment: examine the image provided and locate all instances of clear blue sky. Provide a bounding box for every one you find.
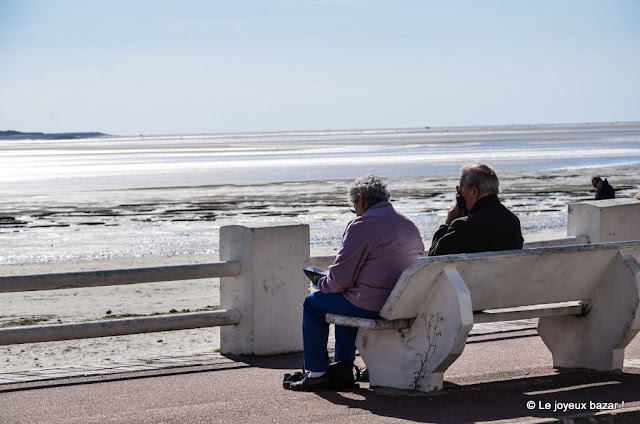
[1,0,639,135]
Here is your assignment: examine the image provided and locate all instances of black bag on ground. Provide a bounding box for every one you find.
[326,361,360,389]
[283,361,361,390]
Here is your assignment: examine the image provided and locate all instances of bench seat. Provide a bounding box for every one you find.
[323,241,640,393]
[326,300,586,328]
[325,314,413,330]
[472,300,586,323]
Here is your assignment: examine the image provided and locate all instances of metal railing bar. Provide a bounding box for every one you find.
[309,255,335,270]
[0,261,242,293]
[523,235,589,248]
[310,236,591,269]
[0,309,242,345]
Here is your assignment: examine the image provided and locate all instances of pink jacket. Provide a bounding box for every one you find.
[317,201,424,312]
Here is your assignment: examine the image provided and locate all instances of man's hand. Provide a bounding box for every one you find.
[445,204,465,225]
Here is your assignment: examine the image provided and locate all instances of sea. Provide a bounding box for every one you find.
[1,122,639,264]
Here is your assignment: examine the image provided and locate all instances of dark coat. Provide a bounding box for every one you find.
[428,194,524,256]
[595,179,616,200]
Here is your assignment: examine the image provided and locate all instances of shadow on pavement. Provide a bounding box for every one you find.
[0,362,252,393]
[223,352,305,370]
[224,351,640,422]
[312,370,640,423]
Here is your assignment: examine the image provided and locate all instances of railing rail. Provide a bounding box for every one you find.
[523,235,589,249]
[0,309,242,346]
[310,255,335,270]
[310,235,591,268]
[0,261,242,293]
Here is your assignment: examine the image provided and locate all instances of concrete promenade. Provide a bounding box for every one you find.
[3,321,640,423]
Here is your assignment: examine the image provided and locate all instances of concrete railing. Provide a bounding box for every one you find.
[568,198,640,243]
[0,262,244,346]
[0,224,311,356]
[0,199,638,355]
[526,198,640,248]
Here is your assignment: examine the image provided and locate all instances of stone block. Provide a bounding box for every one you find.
[219,224,310,355]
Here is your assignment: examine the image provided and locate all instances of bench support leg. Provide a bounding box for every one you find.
[356,267,473,392]
[538,250,640,371]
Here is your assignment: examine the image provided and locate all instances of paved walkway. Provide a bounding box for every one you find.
[0,320,540,385]
[2,321,640,423]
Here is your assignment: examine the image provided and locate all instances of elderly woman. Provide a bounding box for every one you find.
[290,175,424,391]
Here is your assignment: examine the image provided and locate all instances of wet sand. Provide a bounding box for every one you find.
[2,165,639,264]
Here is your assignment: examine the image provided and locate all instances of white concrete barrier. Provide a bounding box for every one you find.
[219,224,310,355]
[569,198,640,243]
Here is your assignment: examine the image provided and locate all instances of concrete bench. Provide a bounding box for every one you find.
[326,241,640,392]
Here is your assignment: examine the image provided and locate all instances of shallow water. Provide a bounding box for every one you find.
[2,123,639,190]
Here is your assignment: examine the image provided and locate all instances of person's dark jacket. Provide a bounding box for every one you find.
[428,194,524,256]
[595,179,616,200]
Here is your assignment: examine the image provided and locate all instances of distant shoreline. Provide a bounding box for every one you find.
[3,121,639,141]
[0,130,109,140]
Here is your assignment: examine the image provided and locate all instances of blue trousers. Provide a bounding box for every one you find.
[303,291,380,372]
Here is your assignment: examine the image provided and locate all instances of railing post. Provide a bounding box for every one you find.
[568,198,640,243]
[219,224,310,355]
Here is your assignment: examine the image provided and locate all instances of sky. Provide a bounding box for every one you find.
[1,0,639,136]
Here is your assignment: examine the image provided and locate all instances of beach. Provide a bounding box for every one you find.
[1,123,639,373]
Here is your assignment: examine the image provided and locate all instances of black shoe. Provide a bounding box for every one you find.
[289,373,330,392]
[360,368,369,382]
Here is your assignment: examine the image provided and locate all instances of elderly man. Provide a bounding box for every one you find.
[289,175,424,391]
[429,162,523,256]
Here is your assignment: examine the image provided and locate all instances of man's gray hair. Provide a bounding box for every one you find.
[460,162,500,195]
[349,174,390,205]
